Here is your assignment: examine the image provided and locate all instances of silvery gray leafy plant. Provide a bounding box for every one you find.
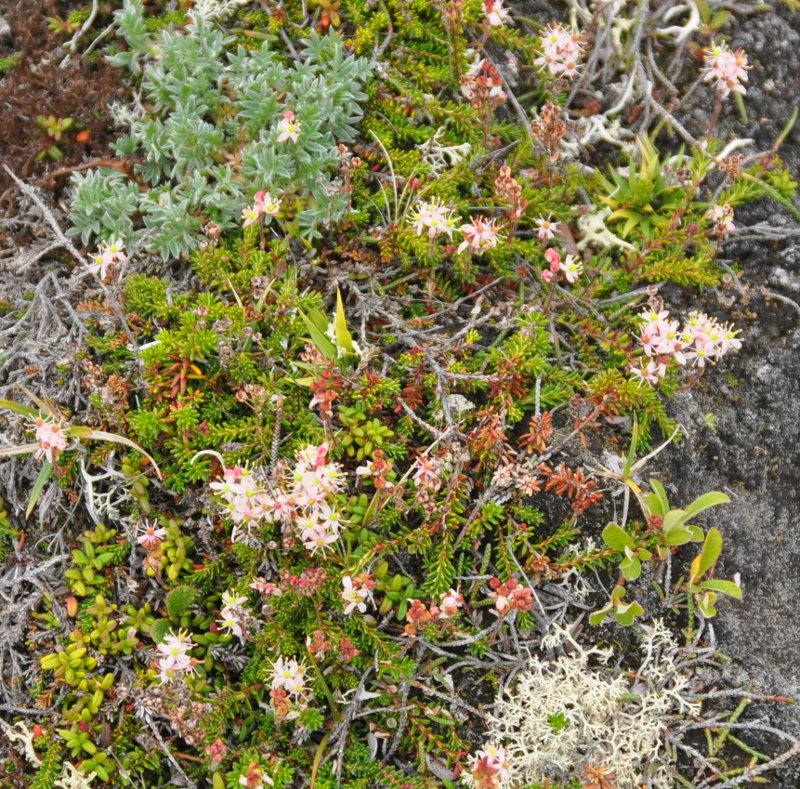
[69,0,371,259]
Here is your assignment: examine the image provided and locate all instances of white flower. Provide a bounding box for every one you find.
[341,576,369,615]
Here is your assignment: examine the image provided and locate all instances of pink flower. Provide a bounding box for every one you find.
[205,739,227,764]
[33,418,68,464]
[536,215,559,241]
[704,43,750,98]
[409,197,460,241]
[707,203,735,236]
[156,629,196,682]
[277,110,301,143]
[341,576,370,615]
[469,743,511,787]
[241,204,262,228]
[544,247,561,271]
[438,588,464,619]
[541,269,554,282]
[483,0,512,27]
[458,216,503,254]
[137,520,167,551]
[535,23,584,80]
[412,455,445,492]
[254,190,281,217]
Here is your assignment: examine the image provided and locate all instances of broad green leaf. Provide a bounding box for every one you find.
[691,527,723,581]
[663,527,693,546]
[614,601,643,626]
[150,618,171,644]
[602,522,633,551]
[647,479,669,515]
[700,579,742,599]
[589,605,612,626]
[26,461,54,519]
[683,490,729,520]
[166,585,196,620]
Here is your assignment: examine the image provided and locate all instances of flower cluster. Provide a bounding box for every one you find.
[460,55,507,113]
[87,238,127,281]
[631,308,742,384]
[276,110,301,143]
[464,743,512,789]
[156,629,197,683]
[270,657,311,720]
[32,417,68,464]
[483,0,512,27]
[535,23,584,80]
[209,443,346,553]
[410,197,460,242]
[540,248,582,284]
[707,203,735,237]
[488,577,534,615]
[404,589,463,635]
[218,590,250,639]
[241,190,281,228]
[458,216,503,255]
[355,449,394,489]
[703,42,750,98]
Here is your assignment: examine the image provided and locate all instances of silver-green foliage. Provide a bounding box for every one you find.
[69,0,371,259]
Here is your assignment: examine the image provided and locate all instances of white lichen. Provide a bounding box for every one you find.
[4,721,42,767]
[55,762,98,789]
[418,128,472,177]
[575,207,636,252]
[485,621,700,787]
[188,0,250,23]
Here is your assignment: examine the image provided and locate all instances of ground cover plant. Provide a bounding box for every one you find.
[1,0,800,787]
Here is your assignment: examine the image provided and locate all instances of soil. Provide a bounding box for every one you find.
[657,4,800,785]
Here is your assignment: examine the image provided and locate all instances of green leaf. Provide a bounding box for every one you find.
[166,585,195,619]
[299,308,337,360]
[26,461,54,519]
[614,600,644,626]
[150,618,171,644]
[700,579,742,599]
[663,527,693,546]
[683,490,729,520]
[646,478,669,515]
[0,399,40,418]
[333,288,354,354]
[589,605,612,626]
[602,522,633,551]
[691,527,723,581]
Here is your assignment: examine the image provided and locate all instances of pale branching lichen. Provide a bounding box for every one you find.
[483,621,699,787]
